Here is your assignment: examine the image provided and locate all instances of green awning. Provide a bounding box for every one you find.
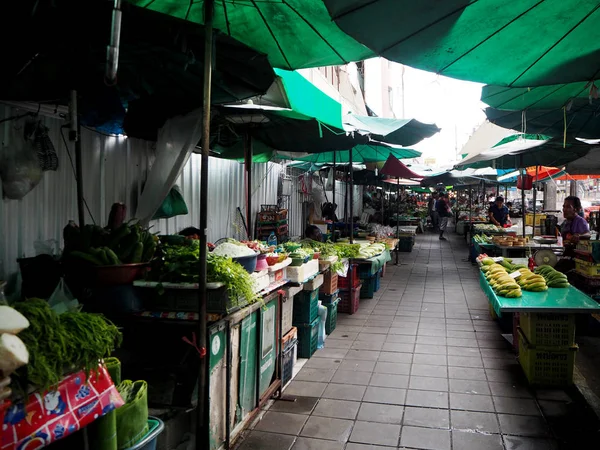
[482,82,595,111]
[344,114,440,147]
[286,143,421,164]
[323,0,600,87]
[126,0,375,70]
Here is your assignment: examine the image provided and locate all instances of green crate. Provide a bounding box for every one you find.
[297,318,319,358]
[519,335,577,387]
[397,236,414,252]
[360,274,378,299]
[519,312,576,347]
[293,289,319,324]
[324,298,339,335]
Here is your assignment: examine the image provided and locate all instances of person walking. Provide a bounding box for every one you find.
[428,192,439,231]
[436,193,451,240]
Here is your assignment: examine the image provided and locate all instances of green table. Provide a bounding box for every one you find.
[480,272,600,318]
[352,250,392,276]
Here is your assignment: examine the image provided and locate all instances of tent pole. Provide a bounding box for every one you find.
[349,148,354,244]
[395,178,400,265]
[521,156,526,237]
[245,133,253,239]
[332,152,336,242]
[532,166,538,237]
[69,90,85,228]
[197,1,214,448]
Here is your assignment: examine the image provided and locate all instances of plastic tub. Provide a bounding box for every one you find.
[255,254,269,271]
[125,417,164,450]
[233,253,258,273]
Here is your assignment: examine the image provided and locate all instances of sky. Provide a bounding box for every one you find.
[384,63,487,168]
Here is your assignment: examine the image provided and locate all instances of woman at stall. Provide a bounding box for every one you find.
[489,196,511,227]
[554,196,590,273]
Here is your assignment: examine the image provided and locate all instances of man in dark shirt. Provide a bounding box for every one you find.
[436,193,451,240]
[489,196,510,227]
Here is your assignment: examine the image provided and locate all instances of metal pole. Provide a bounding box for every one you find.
[395,178,400,265]
[532,166,538,236]
[349,149,354,244]
[245,133,253,239]
[332,152,336,242]
[197,1,214,448]
[520,157,526,237]
[69,90,85,227]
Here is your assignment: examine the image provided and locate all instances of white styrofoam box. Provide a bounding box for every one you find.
[287,259,319,283]
[303,273,324,291]
[282,295,294,335]
[251,269,270,293]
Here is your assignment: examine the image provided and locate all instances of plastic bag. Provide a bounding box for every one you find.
[152,185,189,219]
[0,119,43,200]
[48,278,79,315]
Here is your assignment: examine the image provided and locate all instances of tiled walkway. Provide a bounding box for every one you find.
[238,233,597,450]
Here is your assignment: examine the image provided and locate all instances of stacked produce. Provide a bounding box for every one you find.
[473,234,492,244]
[480,260,522,298]
[534,265,571,288]
[5,299,121,395]
[515,268,548,292]
[474,224,505,234]
[0,306,30,401]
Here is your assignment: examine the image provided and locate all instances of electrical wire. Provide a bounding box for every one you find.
[60,126,96,224]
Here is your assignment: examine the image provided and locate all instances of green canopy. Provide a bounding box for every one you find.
[482,82,597,110]
[455,136,593,170]
[126,0,375,70]
[344,114,440,147]
[421,168,500,187]
[323,0,600,87]
[285,143,421,164]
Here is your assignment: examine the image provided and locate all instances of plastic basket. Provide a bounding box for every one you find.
[324,298,339,335]
[320,270,338,295]
[360,274,378,299]
[338,265,360,290]
[319,289,340,304]
[358,263,374,279]
[297,318,319,358]
[518,331,577,387]
[519,312,575,347]
[282,339,298,386]
[338,285,361,315]
[293,289,319,324]
[397,236,415,253]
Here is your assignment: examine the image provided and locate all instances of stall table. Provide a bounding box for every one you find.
[493,242,564,258]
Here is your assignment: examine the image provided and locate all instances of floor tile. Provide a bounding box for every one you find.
[405,389,449,408]
[363,386,407,405]
[294,368,336,383]
[417,335,447,345]
[291,437,344,450]
[338,360,376,372]
[449,393,495,412]
[237,431,295,450]
[331,370,372,385]
[285,381,328,397]
[403,406,450,429]
[369,373,410,389]
[452,430,503,450]
[447,355,483,368]
[254,412,308,435]
[356,333,387,343]
[349,421,401,447]
[411,364,448,378]
[304,358,342,370]
[448,367,487,381]
[322,383,366,401]
[503,435,559,450]
[351,340,384,351]
[415,344,447,355]
[345,444,396,450]
[312,398,360,420]
[300,416,354,442]
[269,396,319,415]
[400,425,451,450]
[498,414,550,437]
[449,379,490,396]
[314,348,349,359]
[374,361,411,375]
[357,402,404,424]
[345,349,381,361]
[450,410,500,433]
[382,342,415,353]
[409,376,449,392]
[385,334,416,344]
[378,351,413,363]
[413,353,447,366]
[488,381,533,398]
[494,396,541,416]
[325,339,353,350]
[446,346,481,356]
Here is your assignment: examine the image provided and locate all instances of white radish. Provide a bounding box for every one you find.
[0,333,29,375]
[0,306,30,334]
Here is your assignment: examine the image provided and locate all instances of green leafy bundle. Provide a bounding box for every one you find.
[207,253,259,305]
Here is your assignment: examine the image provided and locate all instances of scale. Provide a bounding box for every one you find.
[534,249,558,267]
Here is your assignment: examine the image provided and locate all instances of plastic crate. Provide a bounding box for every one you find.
[320,270,339,295]
[338,265,360,290]
[576,240,600,262]
[525,213,547,226]
[375,269,381,292]
[324,298,339,335]
[518,333,577,386]
[282,295,294,336]
[360,273,379,299]
[293,289,319,324]
[519,313,575,347]
[297,318,319,358]
[575,259,600,278]
[357,263,374,279]
[397,236,415,253]
[338,284,361,315]
[319,289,340,304]
[282,338,298,386]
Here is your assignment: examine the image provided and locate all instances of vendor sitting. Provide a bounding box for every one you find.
[305,225,323,242]
[489,196,511,227]
[560,196,590,244]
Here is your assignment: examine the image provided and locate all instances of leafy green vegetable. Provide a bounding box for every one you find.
[207,253,259,305]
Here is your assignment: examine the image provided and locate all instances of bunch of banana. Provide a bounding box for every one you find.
[515,268,547,292]
[534,265,570,288]
[484,264,522,298]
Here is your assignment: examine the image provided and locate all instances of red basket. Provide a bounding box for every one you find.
[320,270,338,295]
[338,284,361,315]
[338,265,360,290]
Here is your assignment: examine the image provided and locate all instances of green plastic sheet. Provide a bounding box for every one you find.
[482,83,595,111]
[288,144,421,164]
[116,381,149,450]
[344,114,440,147]
[125,0,374,70]
[353,250,392,275]
[324,0,600,87]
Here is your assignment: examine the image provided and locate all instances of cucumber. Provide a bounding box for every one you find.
[70,251,104,266]
[131,242,144,263]
[142,241,157,262]
[104,247,121,265]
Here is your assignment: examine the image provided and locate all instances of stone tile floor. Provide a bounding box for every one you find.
[237,233,600,450]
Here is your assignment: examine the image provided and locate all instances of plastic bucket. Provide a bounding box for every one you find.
[233,253,258,273]
[125,417,164,450]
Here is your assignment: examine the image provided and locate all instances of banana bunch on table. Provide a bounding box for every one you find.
[482,263,522,298]
[514,268,547,292]
[534,265,570,288]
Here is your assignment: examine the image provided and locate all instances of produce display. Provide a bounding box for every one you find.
[474,224,505,234]
[63,221,157,266]
[0,306,30,401]
[8,299,121,394]
[212,241,257,258]
[514,268,548,292]
[473,234,492,244]
[492,235,528,247]
[534,265,571,288]
[480,259,522,298]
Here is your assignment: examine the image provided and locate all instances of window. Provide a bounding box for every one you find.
[388,87,394,111]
